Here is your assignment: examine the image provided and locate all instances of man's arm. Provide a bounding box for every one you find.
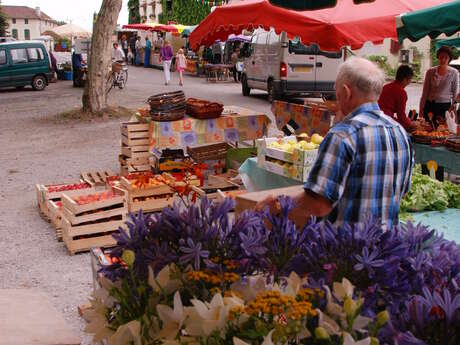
[396,90,414,131]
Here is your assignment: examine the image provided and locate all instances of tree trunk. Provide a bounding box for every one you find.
[82,0,123,113]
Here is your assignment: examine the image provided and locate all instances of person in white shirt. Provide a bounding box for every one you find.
[112,42,125,63]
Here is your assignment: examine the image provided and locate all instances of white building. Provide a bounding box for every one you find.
[139,0,164,23]
[3,5,58,40]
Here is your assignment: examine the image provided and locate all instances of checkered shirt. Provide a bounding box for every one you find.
[304,102,414,229]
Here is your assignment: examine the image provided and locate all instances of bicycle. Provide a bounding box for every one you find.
[106,61,128,94]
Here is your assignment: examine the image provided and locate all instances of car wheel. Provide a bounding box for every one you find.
[32,75,47,91]
[242,75,250,96]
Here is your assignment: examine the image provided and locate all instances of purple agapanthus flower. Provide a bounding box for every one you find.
[354,246,385,278]
[179,238,210,270]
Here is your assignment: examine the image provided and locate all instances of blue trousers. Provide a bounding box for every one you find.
[144,48,150,67]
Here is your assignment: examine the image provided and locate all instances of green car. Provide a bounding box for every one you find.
[0,40,54,91]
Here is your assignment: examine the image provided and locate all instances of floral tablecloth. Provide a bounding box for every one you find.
[271,100,334,136]
[413,143,460,175]
[149,106,270,149]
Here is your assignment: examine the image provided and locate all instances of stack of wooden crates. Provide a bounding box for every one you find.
[119,122,151,175]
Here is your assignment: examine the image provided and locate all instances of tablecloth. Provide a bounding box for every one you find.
[413,143,460,175]
[239,157,459,237]
[271,100,333,136]
[149,106,270,149]
[239,157,301,192]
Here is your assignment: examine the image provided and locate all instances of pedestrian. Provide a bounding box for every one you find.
[135,36,141,66]
[256,57,413,230]
[121,35,129,60]
[378,65,416,132]
[175,48,186,86]
[231,47,241,82]
[419,45,459,126]
[129,35,136,65]
[159,40,174,85]
[144,37,151,68]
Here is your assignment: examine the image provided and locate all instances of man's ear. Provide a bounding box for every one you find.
[343,83,352,101]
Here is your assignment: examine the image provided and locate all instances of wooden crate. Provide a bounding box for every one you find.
[121,145,150,159]
[46,199,63,241]
[120,176,175,213]
[119,154,150,166]
[35,181,94,219]
[120,163,151,176]
[80,170,116,187]
[120,122,150,146]
[61,188,128,255]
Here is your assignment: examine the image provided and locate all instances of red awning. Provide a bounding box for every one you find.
[189,0,447,51]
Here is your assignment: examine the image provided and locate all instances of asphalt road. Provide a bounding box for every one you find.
[0,65,422,344]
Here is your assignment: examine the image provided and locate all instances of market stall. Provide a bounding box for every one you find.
[189,0,448,51]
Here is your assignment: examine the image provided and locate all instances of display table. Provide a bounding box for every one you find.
[413,143,460,175]
[238,158,459,236]
[272,100,334,136]
[204,64,233,82]
[149,106,270,149]
[239,157,300,192]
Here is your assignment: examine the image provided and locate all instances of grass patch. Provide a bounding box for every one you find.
[57,106,136,121]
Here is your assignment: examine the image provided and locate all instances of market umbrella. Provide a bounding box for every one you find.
[227,34,251,42]
[396,1,460,42]
[189,0,448,51]
[268,0,374,10]
[49,23,91,39]
[435,37,460,50]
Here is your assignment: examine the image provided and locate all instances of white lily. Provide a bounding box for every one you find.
[281,271,309,297]
[342,333,371,345]
[156,291,185,340]
[185,293,228,337]
[233,337,251,345]
[148,264,182,294]
[317,309,341,335]
[333,278,354,300]
[231,274,267,301]
[84,298,115,342]
[107,320,142,345]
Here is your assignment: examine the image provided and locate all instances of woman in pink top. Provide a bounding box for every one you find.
[175,48,186,86]
[420,46,459,125]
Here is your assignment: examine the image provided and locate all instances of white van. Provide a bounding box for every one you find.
[241,29,347,102]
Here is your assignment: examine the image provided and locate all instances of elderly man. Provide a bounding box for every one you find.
[258,57,413,229]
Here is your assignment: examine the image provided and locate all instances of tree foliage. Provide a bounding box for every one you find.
[128,0,140,24]
[0,5,9,37]
[159,0,213,25]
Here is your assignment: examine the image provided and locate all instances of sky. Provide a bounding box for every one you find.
[2,0,129,31]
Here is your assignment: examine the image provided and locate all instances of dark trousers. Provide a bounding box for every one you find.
[123,49,128,60]
[423,100,451,126]
[232,66,241,82]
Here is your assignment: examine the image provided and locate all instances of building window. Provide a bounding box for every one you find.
[25,18,29,24]
[12,29,18,39]
[24,29,30,40]
[12,18,16,24]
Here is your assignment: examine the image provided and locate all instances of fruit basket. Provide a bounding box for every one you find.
[412,130,451,145]
[148,91,186,122]
[186,98,224,119]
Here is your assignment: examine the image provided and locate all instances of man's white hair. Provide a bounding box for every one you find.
[336,57,385,100]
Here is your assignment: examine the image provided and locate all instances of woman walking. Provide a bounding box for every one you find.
[176,48,186,86]
[160,40,174,85]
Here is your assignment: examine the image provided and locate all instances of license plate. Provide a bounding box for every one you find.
[295,66,312,73]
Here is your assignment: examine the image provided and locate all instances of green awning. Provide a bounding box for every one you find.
[435,37,460,50]
[268,0,374,11]
[397,1,460,42]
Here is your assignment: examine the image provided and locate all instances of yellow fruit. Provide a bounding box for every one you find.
[270,142,281,148]
[303,142,317,150]
[287,139,297,145]
[311,133,324,145]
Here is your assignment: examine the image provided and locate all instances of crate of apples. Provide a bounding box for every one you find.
[73,191,117,206]
[46,182,91,193]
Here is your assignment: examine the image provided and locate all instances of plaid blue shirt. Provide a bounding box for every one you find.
[304,102,413,229]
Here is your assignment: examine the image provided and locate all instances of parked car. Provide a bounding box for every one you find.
[0,40,53,91]
[241,29,347,102]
